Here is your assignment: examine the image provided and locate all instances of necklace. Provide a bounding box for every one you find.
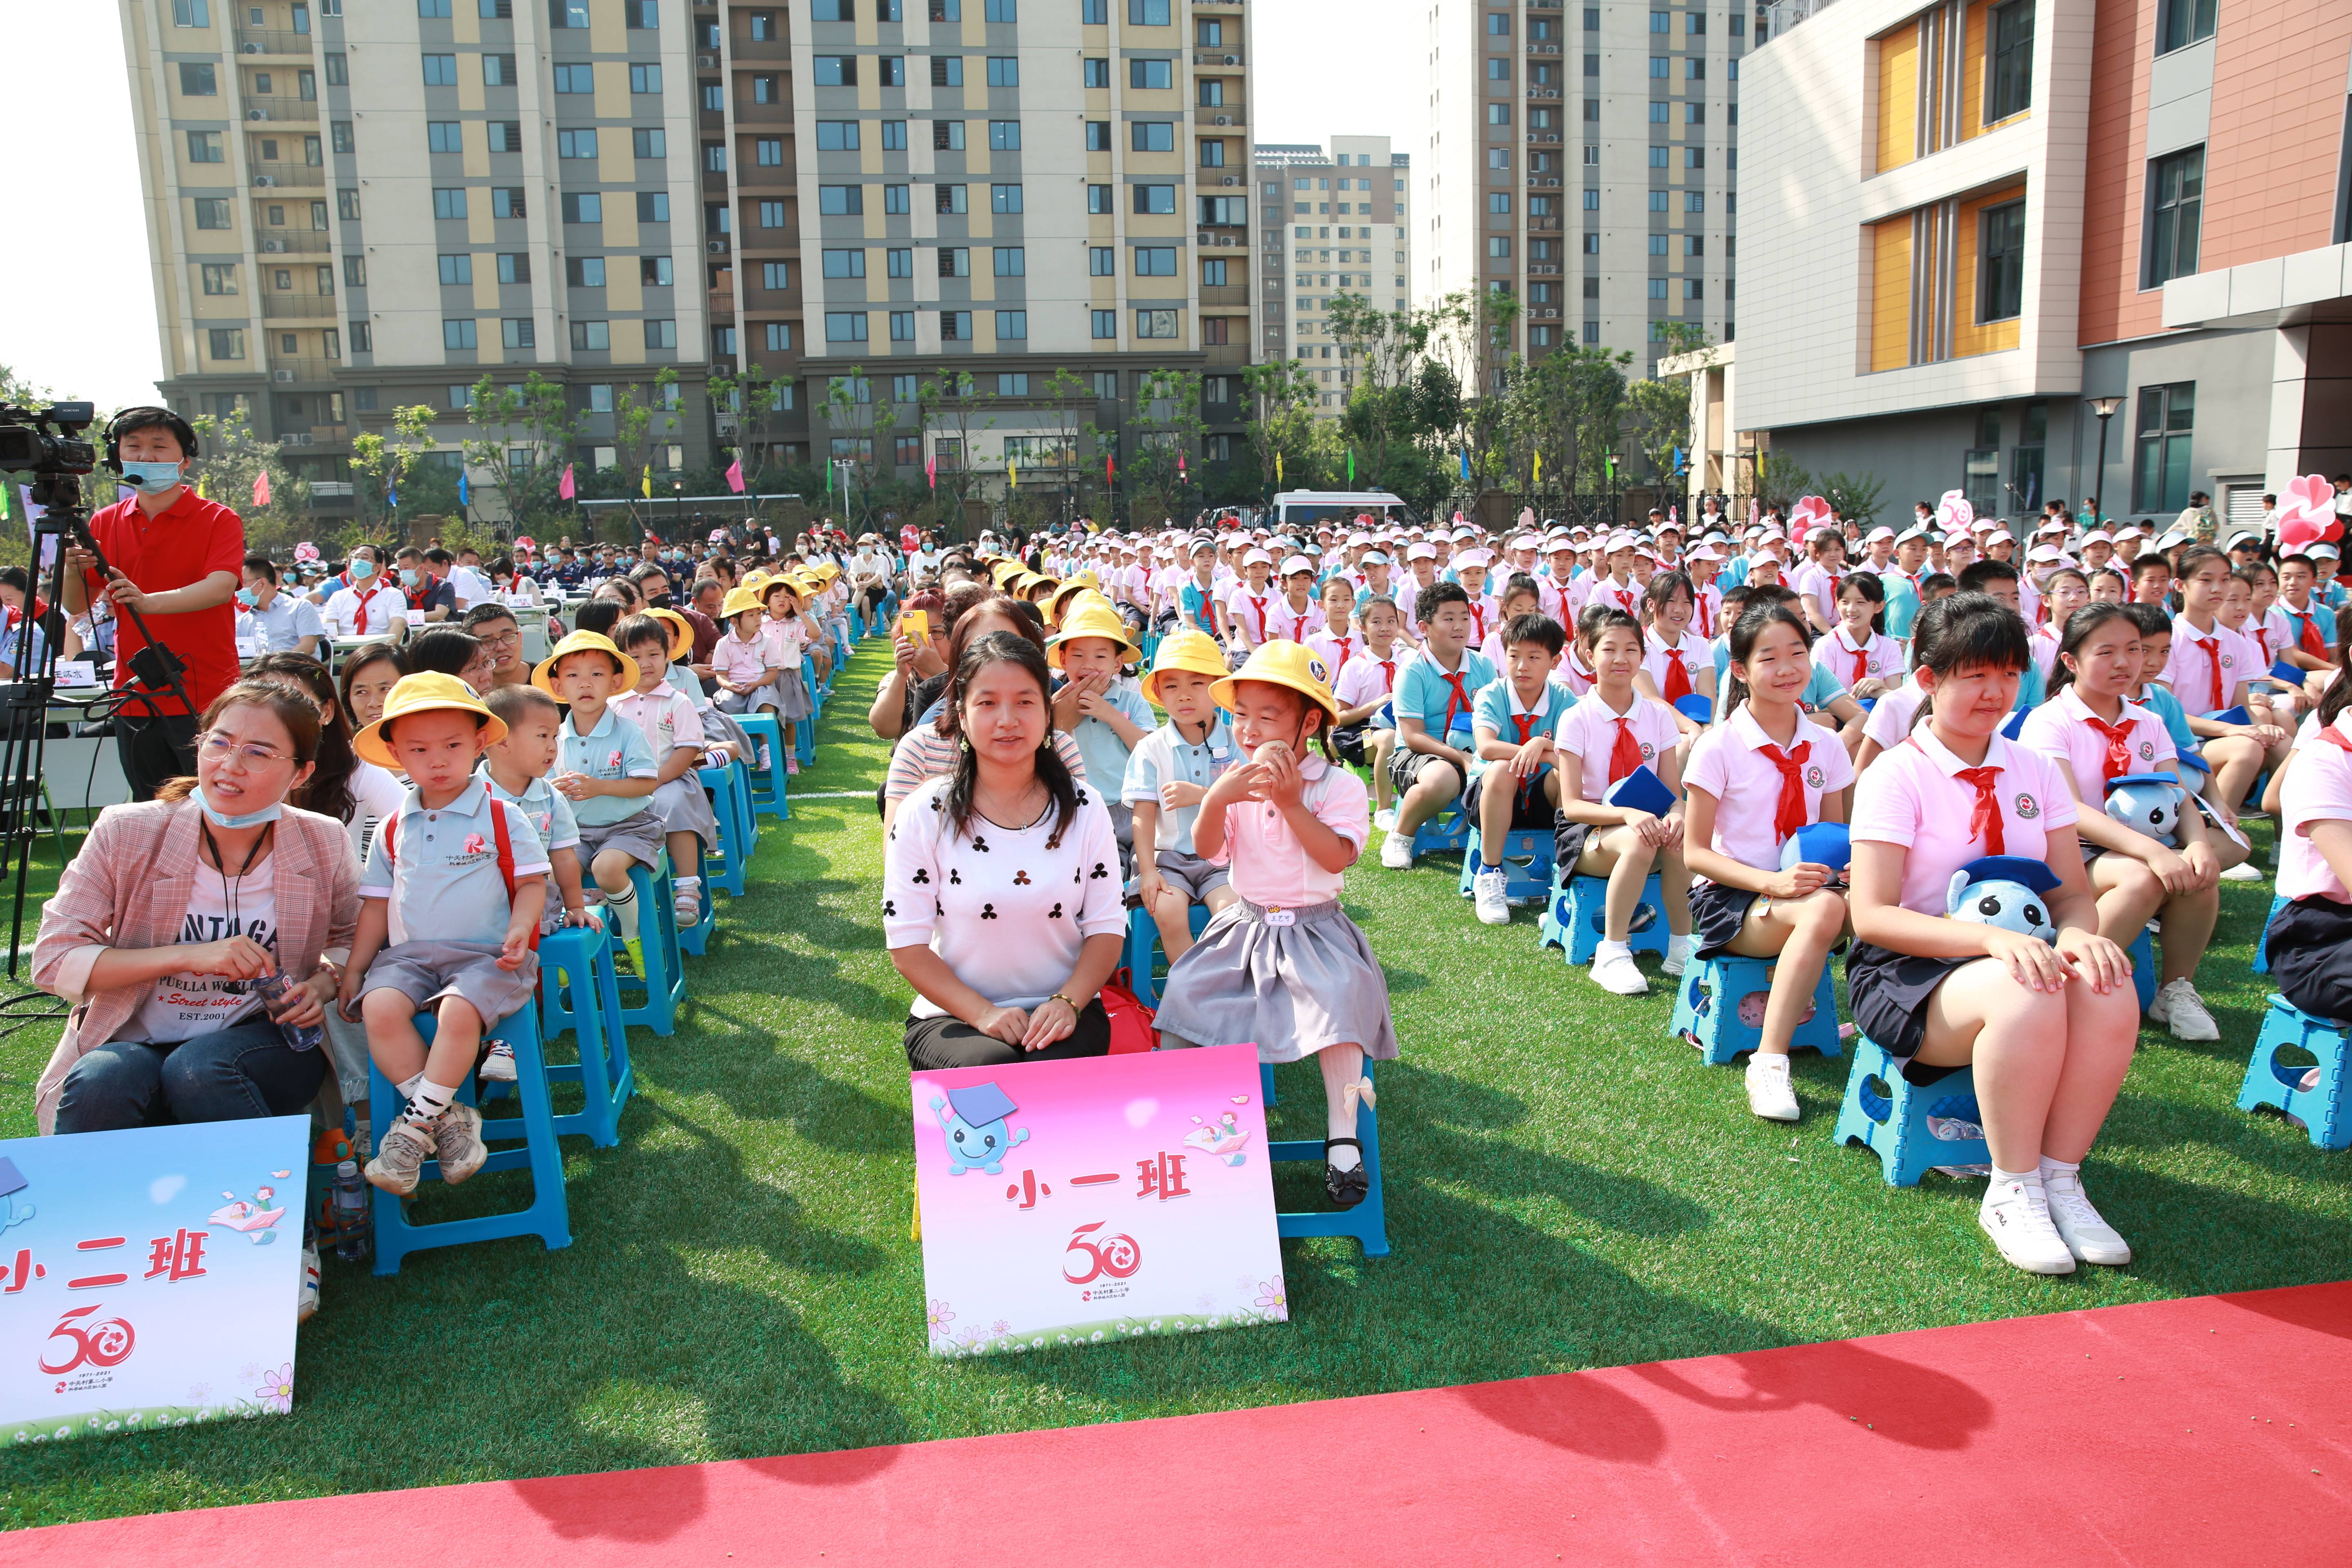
[200,817,274,989]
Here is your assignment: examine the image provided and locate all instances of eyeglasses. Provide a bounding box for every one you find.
[199,733,294,769]
[477,629,523,649]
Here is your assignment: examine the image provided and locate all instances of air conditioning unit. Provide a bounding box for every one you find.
[273,370,296,381]
[254,175,277,187]
[1214,115,1229,125]
[1224,54,1238,64]
[247,109,270,121]
[261,238,287,252]
[697,53,716,68]
[241,42,262,53]
[706,239,727,254]
[1221,175,1237,186]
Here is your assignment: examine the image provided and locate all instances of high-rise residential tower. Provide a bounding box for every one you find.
[1251,135,1414,412]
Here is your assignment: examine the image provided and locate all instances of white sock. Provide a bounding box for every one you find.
[606,882,640,940]
[399,1076,461,1130]
[1327,1142,1362,1173]
[1668,932,1695,953]
[1987,1164,2042,1196]
[1594,939,1633,964]
[675,875,701,898]
[2037,1155,2081,1187]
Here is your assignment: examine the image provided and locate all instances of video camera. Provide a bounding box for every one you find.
[0,402,98,515]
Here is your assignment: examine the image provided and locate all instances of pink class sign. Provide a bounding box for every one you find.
[911,1045,1287,1358]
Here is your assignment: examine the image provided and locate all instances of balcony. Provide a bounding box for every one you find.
[242,96,318,122]
[1193,49,1242,66]
[1195,229,1246,247]
[1530,264,1561,275]
[235,28,314,57]
[1526,132,1561,144]
[308,425,349,446]
[731,34,790,60]
[1194,109,1245,127]
[249,163,323,188]
[1526,87,1560,98]
[1527,175,1561,187]
[256,231,332,253]
[1525,42,1560,53]
[1199,284,1248,306]
[261,293,339,319]
[268,358,341,384]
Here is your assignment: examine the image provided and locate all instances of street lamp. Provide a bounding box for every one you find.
[2087,395,2124,524]
[672,478,683,541]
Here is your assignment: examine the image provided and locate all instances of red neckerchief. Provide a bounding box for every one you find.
[1758,737,1812,841]
[1659,640,1693,704]
[2081,701,2136,784]
[1954,764,2006,854]
[1606,713,1643,783]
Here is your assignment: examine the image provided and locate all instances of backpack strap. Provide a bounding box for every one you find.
[379,808,399,866]
[488,799,539,952]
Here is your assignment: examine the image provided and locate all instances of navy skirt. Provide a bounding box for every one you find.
[2269,896,2352,1023]
[1689,880,1761,960]
[1845,940,1970,1081]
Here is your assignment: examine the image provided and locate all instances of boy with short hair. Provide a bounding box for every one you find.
[612,614,723,930]
[1333,597,1410,827]
[343,674,550,1195]
[1124,631,1239,963]
[1383,581,1495,869]
[1468,612,1575,925]
[2132,553,2175,607]
[541,630,664,976]
[1049,606,1153,858]
[481,684,594,960]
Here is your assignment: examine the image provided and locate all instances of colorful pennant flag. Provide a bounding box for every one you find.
[559,463,576,500]
[1008,458,1018,489]
[1533,451,1543,483]
[252,471,271,507]
[640,464,653,499]
[457,472,469,507]
[925,453,937,491]
[725,457,745,494]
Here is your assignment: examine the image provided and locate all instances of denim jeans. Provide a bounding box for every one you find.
[53,1018,325,1134]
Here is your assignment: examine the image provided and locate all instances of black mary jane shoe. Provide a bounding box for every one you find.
[1323,1138,1369,1209]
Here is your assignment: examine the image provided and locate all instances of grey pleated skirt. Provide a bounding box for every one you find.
[650,775,721,854]
[1154,896,1399,1064]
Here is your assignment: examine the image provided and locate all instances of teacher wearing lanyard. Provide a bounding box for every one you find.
[64,408,247,802]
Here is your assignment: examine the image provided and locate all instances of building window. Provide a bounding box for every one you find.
[172,0,210,23]
[629,63,662,94]
[823,248,867,278]
[1135,309,1178,339]
[1129,0,1168,21]
[1987,0,2034,121]
[996,311,1027,340]
[757,137,786,166]
[1131,120,1176,152]
[2157,0,2215,55]
[2145,146,2203,287]
[1084,58,1110,88]
[2132,382,2195,513]
[637,192,670,222]
[443,318,477,350]
[767,322,794,350]
[501,254,532,283]
[504,318,537,349]
[890,312,915,342]
[760,200,788,227]
[1134,184,1176,214]
[1979,199,2025,321]
[1129,59,1173,89]
[643,318,678,349]
[552,64,592,93]
[989,120,1022,151]
[816,120,860,152]
[939,310,973,340]
[826,312,869,342]
[937,185,969,215]
[422,53,457,85]
[819,185,864,214]
[994,246,1025,276]
[438,253,473,285]
[1091,310,1117,339]
[561,192,603,223]
[991,183,1022,213]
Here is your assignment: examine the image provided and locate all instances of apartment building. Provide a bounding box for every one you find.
[1251,136,1413,410]
[789,0,1257,497]
[1427,0,1746,387]
[125,0,1256,521]
[1734,0,2352,524]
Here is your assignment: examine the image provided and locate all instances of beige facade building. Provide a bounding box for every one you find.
[1251,135,1413,411]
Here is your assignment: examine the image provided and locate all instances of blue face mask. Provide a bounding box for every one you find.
[122,460,184,495]
[350,559,376,579]
[236,588,257,608]
[400,569,420,587]
[196,785,283,830]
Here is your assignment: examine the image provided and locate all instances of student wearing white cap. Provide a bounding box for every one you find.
[1223,549,1279,667]
[1265,556,1327,643]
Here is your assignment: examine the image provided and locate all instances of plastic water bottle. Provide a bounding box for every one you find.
[252,971,324,1053]
[332,1160,371,1263]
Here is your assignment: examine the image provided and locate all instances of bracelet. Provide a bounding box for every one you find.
[1048,992,1078,1011]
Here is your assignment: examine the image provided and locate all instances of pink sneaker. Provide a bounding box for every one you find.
[786,755,801,775]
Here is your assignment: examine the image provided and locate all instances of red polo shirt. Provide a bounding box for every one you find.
[84,489,247,717]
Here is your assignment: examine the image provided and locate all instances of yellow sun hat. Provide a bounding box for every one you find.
[989,559,1027,588]
[1045,597,1142,668]
[1210,639,1341,722]
[719,584,766,619]
[532,629,641,698]
[645,606,695,661]
[352,670,508,770]
[1140,628,1229,707]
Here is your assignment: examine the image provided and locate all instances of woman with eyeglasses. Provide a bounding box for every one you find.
[30,680,362,1136]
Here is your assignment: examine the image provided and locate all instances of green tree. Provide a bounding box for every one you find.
[1621,372,1690,487]
[821,368,904,534]
[1814,470,1887,526]
[1240,359,1320,499]
[1501,346,1629,505]
[187,407,307,551]
[1123,368,1205,528]
[1751,448,1811,512]
[462,371,575,535]
[1327,293,1434,486]
[349,404,436,537]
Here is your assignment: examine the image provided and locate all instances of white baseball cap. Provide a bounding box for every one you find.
[1279,554,1315,576]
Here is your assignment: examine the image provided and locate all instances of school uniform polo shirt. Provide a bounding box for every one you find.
[560,704,662,827]
[1393,646,1496,748]
[1685,702,1856,872]
[1850,730,2077,917]
[83,488,247,716]
[360,780,550,946]
[1468,676,1575,786]
[1121,716,1235,853]
[1069,683,1154,802]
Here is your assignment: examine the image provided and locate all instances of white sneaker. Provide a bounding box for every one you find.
[1373,807,1397,833]
[477,1040,518,1082]
[1978,1176,2077,1274]
[2218,861,2265,882]
[1472,866,1511,925]
[2042,1169,2132,1266]
[1590,950,1650,996]
[297,1243,321,1324]
[2148,978,2219,1042]
[1663,934,1695,978]
[1744,1054,1800,1121]
[1380,830,1414,870]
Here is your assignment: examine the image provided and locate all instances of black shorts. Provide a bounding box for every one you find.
[1388,748,1463,799]
[1689,879,1762,959]
[904,999,1112,1070]
[1465,771,1555,832]
[1844,941,1970,1082]
[1333,725,1369,766]
[2270,896,2352,1023]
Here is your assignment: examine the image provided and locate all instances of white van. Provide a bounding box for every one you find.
[1270,490,1414,532]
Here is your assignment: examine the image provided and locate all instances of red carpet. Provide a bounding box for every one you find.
[10,1283,2350,1566]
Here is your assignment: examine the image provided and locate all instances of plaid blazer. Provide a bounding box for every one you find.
[31,798,361,1133]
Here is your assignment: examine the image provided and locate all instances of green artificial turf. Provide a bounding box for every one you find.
[2,648,2345,1528]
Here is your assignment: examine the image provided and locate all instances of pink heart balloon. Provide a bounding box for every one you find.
[2277,474,2343,550]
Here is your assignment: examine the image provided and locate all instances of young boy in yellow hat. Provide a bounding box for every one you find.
[537,629,664,974]
[1048,600,1152,866]
[341,672,551,1196]
[1126,630,1241,962]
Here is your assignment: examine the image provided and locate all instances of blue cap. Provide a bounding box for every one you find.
[2102,772,2180,794]
[1953,854,2060,896]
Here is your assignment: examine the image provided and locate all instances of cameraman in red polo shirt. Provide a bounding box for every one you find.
[61,408,246,801]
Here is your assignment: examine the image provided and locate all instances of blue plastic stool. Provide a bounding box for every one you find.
[798,667,821,760]
[675,856,717,957]
[1539,868,1669,964]
[698,762,750,898]
[1123,900,1212,1007]
[1456,826,1557,903]
[2252,892,2290,974]
[2238,994,2350,1149]
[536,924,633,1148]
[2127,927,2156,1015]
[1670,953,1843,1065]
[1409,798,1470,858]
[1831,1035,1990,1186]
[367,1001,570,1274]
[1267,1058,1390,1258]
[616,854,686,1035]
[733,713,791,820]
[1260,1060,1277,1109]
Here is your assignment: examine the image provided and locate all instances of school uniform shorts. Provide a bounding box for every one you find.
[575,810,666,872]
[360,939,539,1036]
[1152,847,1231,901]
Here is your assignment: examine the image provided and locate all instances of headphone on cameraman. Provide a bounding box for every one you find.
[101,407,200,476]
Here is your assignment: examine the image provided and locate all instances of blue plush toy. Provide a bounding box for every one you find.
[2103,772,2180,847]
[1945,854,2060,944]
